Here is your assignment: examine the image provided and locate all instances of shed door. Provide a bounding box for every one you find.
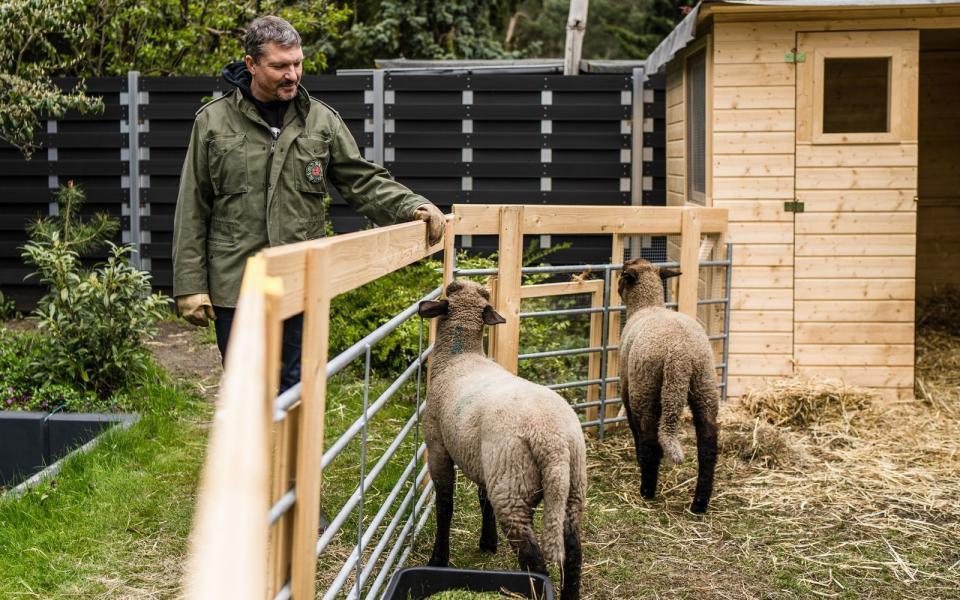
[793,30,918,399]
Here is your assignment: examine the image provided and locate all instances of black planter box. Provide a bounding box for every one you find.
[383,567,554,600]
[0,411,134,486]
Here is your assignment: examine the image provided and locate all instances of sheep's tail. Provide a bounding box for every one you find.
[659,354,692,464]
[533,438,570,564]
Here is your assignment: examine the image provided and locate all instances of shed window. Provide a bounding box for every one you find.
[686,49,706,205]
[823,57,890,133]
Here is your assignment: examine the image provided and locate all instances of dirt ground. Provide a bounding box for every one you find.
[146,321,222,401]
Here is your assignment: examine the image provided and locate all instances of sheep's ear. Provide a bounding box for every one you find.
[418,299,448,319]
[660,269,682,280]
[482,305,506,326]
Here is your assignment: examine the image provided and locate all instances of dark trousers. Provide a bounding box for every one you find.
[213,306,304,394]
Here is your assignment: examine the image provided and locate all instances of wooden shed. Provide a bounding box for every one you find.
[646,0,960,400]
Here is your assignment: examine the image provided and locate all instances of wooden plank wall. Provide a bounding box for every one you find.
[666,61,685,206]
[711,21,797,397]
[917,33,960,298]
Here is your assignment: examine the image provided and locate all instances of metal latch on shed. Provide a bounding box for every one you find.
[784,201,805,213]
[785,50,806,63]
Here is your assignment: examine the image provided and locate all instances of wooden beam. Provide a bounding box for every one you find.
[265,288,291,598]
[678,209,702,317]
[289,248,331,600]
[185,255,276,600]
[263,220,440,320]
[493,206,524,373]
[585,284,604,432]
[605,235,625,428]
[453,205,727,236]
[520,279,603,299]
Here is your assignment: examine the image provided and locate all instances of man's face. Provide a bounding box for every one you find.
[245,42,303,102]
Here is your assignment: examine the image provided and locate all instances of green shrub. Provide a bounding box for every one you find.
[0,327,42,397]
[22,240,170,396]
[17,183,171,397]
[0,290,18,320]
[329,259,442,373]
[327,241,590,392]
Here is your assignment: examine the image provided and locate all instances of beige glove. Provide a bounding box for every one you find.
[413,203,445,246]
[176,293,216,327]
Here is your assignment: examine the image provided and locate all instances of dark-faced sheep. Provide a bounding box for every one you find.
[418,280,587,600]
[617,258,719,513]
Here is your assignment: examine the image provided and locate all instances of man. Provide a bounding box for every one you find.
[172,15,444,392]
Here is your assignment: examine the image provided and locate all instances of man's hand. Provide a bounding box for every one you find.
[176,293,216,327]
[413,203,445,246]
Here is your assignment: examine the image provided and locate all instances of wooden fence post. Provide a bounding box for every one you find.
[494,206,524,373]
[290,248,332,599]
[678,208,702,318]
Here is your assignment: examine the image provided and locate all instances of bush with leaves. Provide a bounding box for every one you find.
[23,240,170,396]
[0,291,19,320]
[329,240,589,392]
[21,183,170,397]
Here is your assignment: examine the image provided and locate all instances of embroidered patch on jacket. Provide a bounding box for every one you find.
[305,159,323,183]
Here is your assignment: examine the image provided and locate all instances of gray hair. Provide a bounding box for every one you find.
[244,16,301,62]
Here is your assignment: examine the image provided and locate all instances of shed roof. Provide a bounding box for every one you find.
[645,0,960,76]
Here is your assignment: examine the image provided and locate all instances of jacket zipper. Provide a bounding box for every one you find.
[264,128,279,212]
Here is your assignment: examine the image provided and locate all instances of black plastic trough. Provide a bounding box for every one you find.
[383,566,555,599]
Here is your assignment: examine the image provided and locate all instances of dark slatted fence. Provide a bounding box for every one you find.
[0,68,665,307]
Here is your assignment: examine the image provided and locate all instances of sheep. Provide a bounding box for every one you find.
[617,258,719,514]
[418,280,587,600]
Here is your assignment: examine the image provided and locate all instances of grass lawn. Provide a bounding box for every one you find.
[0,368,211,598]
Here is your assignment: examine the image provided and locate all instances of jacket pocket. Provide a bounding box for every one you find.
[208,217,239,252]
[208,134,248,195]
[294,135,331,195]
[303,214,327,240]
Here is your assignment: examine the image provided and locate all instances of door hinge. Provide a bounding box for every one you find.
[785,50,806,63]
[784,201,805,213]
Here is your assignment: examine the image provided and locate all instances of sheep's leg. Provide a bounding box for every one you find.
[491,493,547,574]
[638,398,663,500]
[427,447,456,567]
[561,518,582,600]
[560,490,584,600]
[506,508,548,575]
[689,379,719,514]
[477,485,497,553]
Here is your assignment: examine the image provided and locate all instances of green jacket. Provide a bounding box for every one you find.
[172,85,429,307]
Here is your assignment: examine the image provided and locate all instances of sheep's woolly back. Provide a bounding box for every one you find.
[619,259,719,464]
[424,280,587,565]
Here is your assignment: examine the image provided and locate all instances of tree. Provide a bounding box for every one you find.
[508,0,694,60]
[1,0,351,157]
[328,0,520,70]
[0,0,103,158]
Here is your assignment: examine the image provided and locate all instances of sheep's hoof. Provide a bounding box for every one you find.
[427,556,449,567]
[689,501,709,514]
[479,539,497,554]
[640,488,656,500]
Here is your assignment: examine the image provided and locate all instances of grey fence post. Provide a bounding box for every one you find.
[125,70,142,268]
[47,119,58,216]
[631,66,644,208]
[371,69,385,165]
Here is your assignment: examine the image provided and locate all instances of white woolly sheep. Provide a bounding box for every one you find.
[617,258,719,513]
[418,280,587,600]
